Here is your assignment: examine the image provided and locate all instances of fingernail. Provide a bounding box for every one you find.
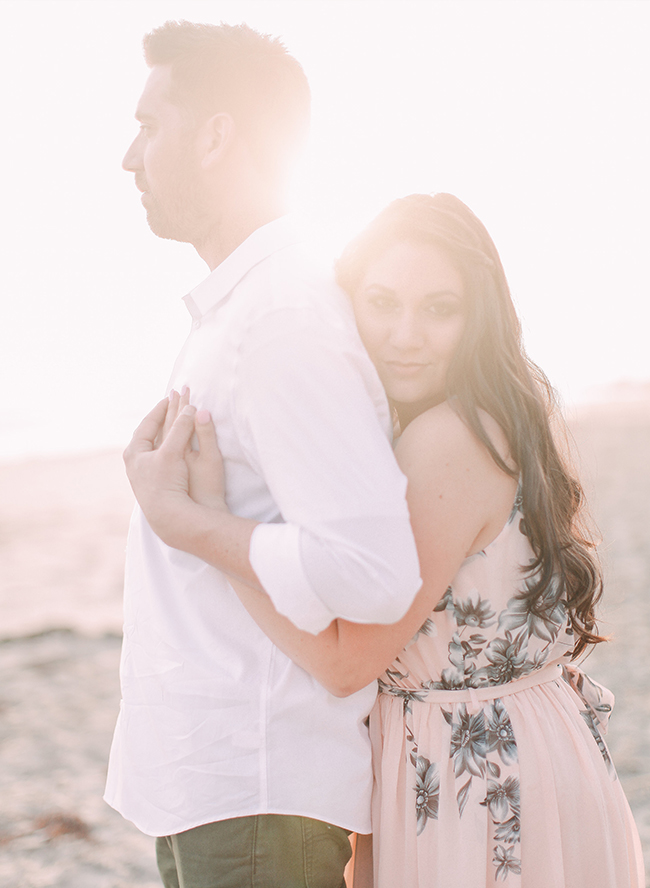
[181,405,196,416]
[181,385,189,396]
[168,389,177,400]
[196,409,211,424]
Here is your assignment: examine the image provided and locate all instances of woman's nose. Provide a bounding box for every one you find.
[390,311,424,350]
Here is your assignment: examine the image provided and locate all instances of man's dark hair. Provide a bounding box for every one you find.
[144,20,310,182]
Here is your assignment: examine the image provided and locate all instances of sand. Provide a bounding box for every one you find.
[0,402,648,887]
[0,453,158,886]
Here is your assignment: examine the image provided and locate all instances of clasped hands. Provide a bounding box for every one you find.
[123,388,226,549]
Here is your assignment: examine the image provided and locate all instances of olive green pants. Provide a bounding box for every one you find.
[155,814,352,888]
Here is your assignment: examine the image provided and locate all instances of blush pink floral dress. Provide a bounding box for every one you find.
[367,491,645,887]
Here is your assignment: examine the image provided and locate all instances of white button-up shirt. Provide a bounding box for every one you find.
[104,217,421,837]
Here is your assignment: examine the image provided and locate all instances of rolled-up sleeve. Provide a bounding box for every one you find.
[241,306,422,634]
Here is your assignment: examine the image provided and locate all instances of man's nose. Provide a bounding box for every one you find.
[122,134,141,172]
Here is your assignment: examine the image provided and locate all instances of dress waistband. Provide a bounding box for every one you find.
[379,662,563,708]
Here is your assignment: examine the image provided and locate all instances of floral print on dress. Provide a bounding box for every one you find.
[405,698,523,881]
[378,677,428,716]
[378,491,616,883]
[561,663,616,775]
[445,701,522,880]
[413,754,440,835]
[373,489,634,887]
[447,705,489,778]
[493,844,522,881]
[487,698,518,764]
[414,505,571,691]
[498,580,567,645]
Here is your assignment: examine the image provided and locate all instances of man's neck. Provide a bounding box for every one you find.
[195,202,287,271]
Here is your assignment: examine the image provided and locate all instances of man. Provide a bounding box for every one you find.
[105,20,421,888]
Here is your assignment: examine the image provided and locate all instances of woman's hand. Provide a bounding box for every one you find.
[124,394,259,581]
[123,393,227,546]
[164,388,226,510]
[186,408,226,510]
[123,399,194,544]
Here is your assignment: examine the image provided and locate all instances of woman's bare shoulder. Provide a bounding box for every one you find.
[394,401,515,498]
[397,401,486,461]
[396,402,518,557]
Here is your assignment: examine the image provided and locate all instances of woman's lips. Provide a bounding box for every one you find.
[384,361,428,376]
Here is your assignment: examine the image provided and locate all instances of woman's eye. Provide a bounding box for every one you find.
[428,300,459,317]
[369,296,398,312]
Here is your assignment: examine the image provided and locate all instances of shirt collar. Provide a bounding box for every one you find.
[183,215,302,319]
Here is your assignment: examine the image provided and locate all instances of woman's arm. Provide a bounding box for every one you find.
[124,377,422,633]
[126,397,516,695]
[188,402,517,696]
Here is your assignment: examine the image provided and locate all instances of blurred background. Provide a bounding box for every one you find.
[1,0,649,460]
[0,2,648,886]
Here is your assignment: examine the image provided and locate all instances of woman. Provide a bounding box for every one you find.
[126,194,644,886]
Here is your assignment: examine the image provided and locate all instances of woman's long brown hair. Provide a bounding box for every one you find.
[336,193,604,658]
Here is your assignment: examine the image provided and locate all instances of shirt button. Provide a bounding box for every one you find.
[193,319,201,329]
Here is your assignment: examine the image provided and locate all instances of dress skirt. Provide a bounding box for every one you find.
[367,664,644,888]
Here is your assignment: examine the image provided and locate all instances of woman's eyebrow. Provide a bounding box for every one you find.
[424,289,463,299]
[362,283,396,294]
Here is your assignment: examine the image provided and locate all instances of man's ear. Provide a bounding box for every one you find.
[199,112,235,169]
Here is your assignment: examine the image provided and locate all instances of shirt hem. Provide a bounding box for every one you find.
[104,794,371,838]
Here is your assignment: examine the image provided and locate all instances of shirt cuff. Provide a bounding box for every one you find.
[249,523,334,635]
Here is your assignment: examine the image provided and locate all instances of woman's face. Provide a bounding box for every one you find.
[352,240,467,422]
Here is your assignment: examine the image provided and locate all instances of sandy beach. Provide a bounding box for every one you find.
[0,400,649,887]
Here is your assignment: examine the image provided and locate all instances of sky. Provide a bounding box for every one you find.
[2,0,649,460]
